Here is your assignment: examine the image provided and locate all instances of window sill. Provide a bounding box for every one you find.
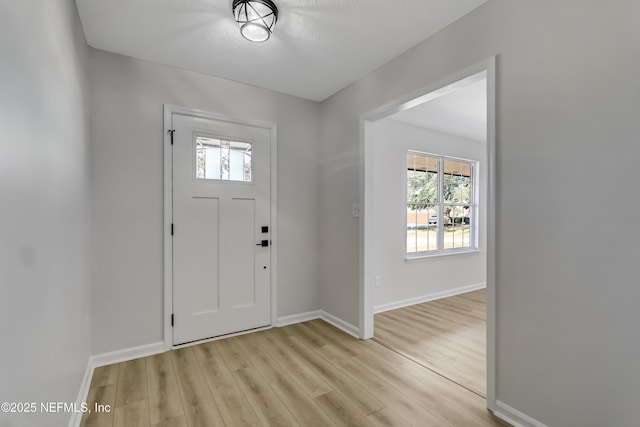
[405,248,481,262]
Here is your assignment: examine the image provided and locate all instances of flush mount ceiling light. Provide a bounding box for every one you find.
[232,0,278,43]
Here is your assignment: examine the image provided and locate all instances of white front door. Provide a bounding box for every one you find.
[172,114,271,345]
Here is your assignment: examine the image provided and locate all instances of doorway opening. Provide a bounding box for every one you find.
[360,58,496,408]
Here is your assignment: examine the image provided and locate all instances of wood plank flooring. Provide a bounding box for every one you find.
[374,289,487,397]
[81,317,506,427]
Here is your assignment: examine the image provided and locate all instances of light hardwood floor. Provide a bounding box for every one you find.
[374,289,487,397]
[80,317,506,427]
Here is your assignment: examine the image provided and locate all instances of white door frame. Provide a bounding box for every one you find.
[163,104,278,350]
[358,57,497,410]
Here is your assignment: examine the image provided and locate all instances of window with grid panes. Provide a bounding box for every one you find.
[407,151,477,255]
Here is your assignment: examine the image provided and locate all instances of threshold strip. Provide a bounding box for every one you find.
[371,337,486,400]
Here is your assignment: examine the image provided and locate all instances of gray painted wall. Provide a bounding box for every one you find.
[371,119,487,309]
[319,1,640,425]
[0,1,91,426]
[89,50,321,354]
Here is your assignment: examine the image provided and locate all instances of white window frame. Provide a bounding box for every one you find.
[406,150,479,259]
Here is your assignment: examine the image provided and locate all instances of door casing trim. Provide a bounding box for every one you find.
[163,104,278,350]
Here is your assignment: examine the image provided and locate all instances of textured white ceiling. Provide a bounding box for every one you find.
[390,76,487,142]
[75,0,487,101]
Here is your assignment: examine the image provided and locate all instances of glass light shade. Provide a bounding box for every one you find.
[232,0,278,42]
[240,23,270,42]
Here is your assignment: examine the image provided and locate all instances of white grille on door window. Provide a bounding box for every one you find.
[195,137,252,182]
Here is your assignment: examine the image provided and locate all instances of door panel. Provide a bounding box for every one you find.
[223,198,256,309]
[172,114,271,345]
[181,197,220,315]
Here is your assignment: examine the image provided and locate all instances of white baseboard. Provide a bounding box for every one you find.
[494,401,548,427]
[68,357,94,427]
[68,341,165,427]
[90,341,165,368]
[318,310,360,339]
[276,310,323,327]
[374,282,486,314]
[277,310,360,339]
